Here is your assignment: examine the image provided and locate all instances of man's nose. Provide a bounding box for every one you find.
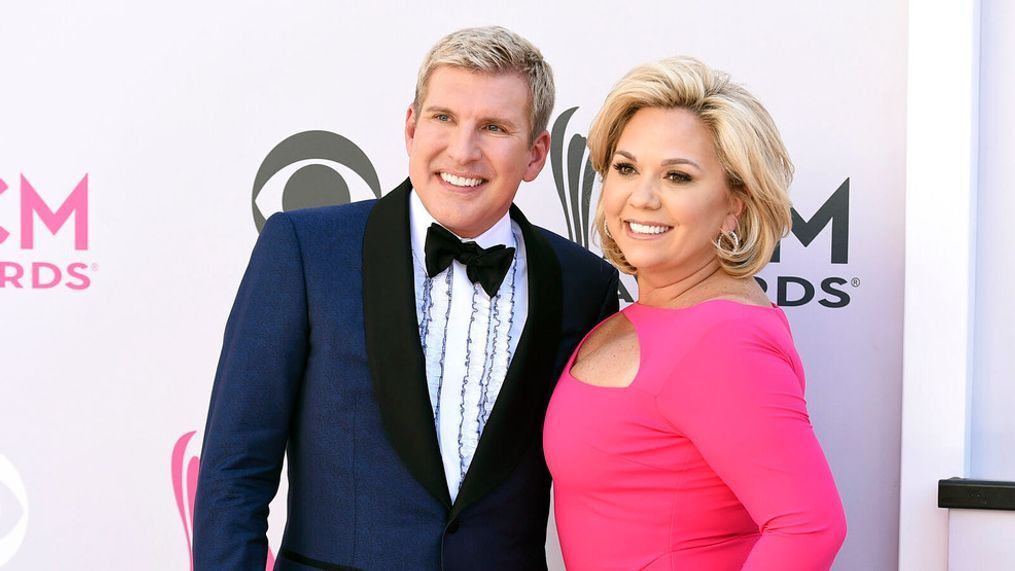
[446,126,482,164]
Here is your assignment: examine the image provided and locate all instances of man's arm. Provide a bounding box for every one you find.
[193,212,309,570]
[595,267,621,323]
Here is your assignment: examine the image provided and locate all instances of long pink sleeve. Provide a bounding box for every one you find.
[655,320,846,570]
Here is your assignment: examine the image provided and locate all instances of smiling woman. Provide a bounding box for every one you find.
[543,56,846,570]
[588,57,793,281]
[598,106,743,281]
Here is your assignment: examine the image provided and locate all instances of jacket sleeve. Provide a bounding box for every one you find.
[193,212,309,570]
[656,322,847,570]
[594,267,621,323]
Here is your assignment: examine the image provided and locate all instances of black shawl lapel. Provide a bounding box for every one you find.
[362,178,452,510]
[450,205,563,521]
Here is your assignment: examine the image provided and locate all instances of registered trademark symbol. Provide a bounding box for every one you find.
[851,277,860,287]
[91,263,99,272]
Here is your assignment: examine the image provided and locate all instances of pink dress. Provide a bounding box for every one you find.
[544,300,846,570]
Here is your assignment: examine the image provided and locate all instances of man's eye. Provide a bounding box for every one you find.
[434,113,450,122]
[485,124,504,133]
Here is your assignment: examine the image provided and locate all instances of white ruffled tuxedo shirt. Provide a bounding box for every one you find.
[408,190,529,502]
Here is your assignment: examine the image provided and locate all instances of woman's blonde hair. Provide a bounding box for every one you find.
[587,56,793,277]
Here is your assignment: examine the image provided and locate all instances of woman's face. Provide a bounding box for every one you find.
[601,106,741,278]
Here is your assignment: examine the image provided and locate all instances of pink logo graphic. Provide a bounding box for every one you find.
[0,173,95,290]
[173,431,276,570]
[0,178,9,245]
[19,174,89,250]
[0,454,29,567]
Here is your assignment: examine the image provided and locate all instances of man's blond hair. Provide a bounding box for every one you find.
[413,26,555,143]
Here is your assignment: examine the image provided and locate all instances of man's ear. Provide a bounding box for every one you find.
[404,105,417,155]
[522,130,551,182]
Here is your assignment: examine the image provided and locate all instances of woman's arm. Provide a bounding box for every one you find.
[656,318,847,570]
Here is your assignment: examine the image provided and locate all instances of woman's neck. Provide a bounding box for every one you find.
[636,259,725,309]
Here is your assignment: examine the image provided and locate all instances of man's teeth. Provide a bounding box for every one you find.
[440,173,484,187]
[628,222,671,235]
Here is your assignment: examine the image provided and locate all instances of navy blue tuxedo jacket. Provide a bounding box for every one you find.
[194,179,619,570]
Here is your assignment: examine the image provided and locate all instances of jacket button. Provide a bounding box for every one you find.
[446,519,460,534]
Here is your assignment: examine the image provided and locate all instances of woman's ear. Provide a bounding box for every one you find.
[722,193,746,232]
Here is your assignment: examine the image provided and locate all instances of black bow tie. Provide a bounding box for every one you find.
[424,223,515,297]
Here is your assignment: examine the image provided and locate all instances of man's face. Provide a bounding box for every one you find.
[405,66,550,238]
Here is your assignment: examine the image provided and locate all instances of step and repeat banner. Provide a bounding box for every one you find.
[0,2,905,569]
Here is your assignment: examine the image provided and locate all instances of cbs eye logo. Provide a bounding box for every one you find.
[0,455,28,566]
[251,130,383,232]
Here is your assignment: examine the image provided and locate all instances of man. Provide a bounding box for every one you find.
[194,26,619,571]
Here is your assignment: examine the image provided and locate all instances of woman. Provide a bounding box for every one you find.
[543,57,846,570]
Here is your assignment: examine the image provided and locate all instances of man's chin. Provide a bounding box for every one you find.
[434,208,506,239]
[435,215,478,238]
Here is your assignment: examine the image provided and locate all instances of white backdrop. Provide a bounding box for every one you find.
[0,2,906,569]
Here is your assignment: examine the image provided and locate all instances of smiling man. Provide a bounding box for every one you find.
[193,26,619,571]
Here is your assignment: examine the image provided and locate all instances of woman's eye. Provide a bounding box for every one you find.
[666,171,692,183]
[612,162,636,176]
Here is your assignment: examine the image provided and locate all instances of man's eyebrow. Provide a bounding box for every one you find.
[615,150,701,170]
[423,106,455,116]
[479,115,520,130]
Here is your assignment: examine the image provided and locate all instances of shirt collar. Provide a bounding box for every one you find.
[409,190,516,261]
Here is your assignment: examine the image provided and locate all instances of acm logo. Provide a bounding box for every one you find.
[548,107,854,308]
[763,179,851,308]
[0,175,93,290]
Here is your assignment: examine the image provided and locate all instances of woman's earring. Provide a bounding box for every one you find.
[715,229,740,253]
[603,220,614,239]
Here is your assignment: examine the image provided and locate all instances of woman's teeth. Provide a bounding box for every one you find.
[628,222,671,235]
